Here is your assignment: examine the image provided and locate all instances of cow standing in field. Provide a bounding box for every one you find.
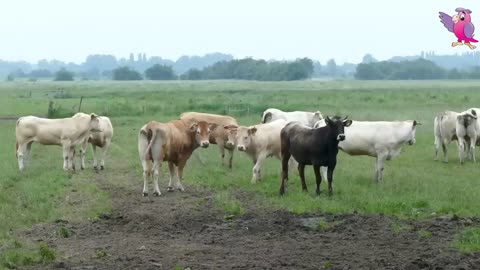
[180,112,238,168]
[227,119,297,184]
[261,108,323,127]
[138,119,216,196]
[76,114,114,171]
[315,119,420,182]
[456,108,480,163]
[15,113,102,171]
[280,116,352,196]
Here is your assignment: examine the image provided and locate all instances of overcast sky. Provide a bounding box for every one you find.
[0,0,474,64]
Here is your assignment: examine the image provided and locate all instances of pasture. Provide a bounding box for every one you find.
[1,80,480,269]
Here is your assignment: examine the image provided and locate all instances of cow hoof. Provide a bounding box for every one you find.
[142,192,148,197]
[81,166,84,170]
[153,191,161,197]
[167,187,174,192]
[100,165,105,171]
[176,187,185,192]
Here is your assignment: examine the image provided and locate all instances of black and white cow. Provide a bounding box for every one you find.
[279,116,352,196]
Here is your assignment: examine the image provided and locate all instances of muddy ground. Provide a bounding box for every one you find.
[20,170,480,270]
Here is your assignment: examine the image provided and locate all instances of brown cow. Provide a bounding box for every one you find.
[180,112,238,168]
[138,119,216,196]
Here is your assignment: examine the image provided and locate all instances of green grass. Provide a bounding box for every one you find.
[2,80,480,267]
[453,227,480,253]
[417,229,433,238]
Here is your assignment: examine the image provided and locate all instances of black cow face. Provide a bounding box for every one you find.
[325,116,352,141]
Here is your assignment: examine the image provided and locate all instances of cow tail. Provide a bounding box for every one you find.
[144,128,158,161]
[15,142,18,158]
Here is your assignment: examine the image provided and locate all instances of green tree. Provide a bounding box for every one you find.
[54,68,74,81]
[145,64,176,80]
[326,59,337,76]
[182,68,203,80]
[112,66,142,80]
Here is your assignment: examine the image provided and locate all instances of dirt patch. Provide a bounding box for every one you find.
[19,172,480,270]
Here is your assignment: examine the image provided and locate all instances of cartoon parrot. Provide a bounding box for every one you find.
[439,7,478,50]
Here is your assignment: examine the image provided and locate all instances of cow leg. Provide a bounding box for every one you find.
[320,166,328,184]
[24,142,33,168]
[434,135,440,161]
[175,160,187,192]
[92,145,99,171]
[327,166,335,196]
[227,148,234,169]
[80,140,88,170]
[17,143,28,171]
[313,164,322,195]
[167,161,176,192]
[298,163,307,192]
[375,154,386,182]
[62,143,72,171]
[100,143,109,170]
[469,135,477,162]
[218,140,226,166]
[251,154,266,184]
[152,159,161,196]
[280,148,291,195]
[458,138,466,164]
[141,160,152,196]
[69,146,76,171]
[442,139,449,163]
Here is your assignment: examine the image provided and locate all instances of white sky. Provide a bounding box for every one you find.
[0,0,474,64]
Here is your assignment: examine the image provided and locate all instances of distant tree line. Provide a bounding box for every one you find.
[355,59,480,80]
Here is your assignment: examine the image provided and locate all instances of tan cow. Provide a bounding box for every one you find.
[15,113,101,171]
[226,119,297,184]
[180,112,238,168]
[76,114,114,171]
[138,119,216,196]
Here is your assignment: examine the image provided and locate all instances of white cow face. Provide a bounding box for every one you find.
[224,125,238,148]
[89,114,102,132]
[235,126,257,152]
[190,122,217,148]
[408,120,422,145]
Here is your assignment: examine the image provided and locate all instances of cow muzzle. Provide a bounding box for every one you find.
[201,141,210,148]
[408,139,415,145]
[337,134,346,141]
[226,141,235,148]
[237,145,246,151]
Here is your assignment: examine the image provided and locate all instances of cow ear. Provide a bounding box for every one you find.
[314,111,323,119]
[90,113,97,119]
[344,119,352,127]
[248,127,257,135]
[189,123,198,132]
[209,123,217,131]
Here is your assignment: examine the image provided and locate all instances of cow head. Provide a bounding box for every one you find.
[89,113,102,132]
[408,120,422,145]
[325,116,352,141]
[312,111,324,125]
[224,125,238,148]
[235,126,257,152]
[189,121,217,148]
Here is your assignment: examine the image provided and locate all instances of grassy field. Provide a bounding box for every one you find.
[1,80,480,267]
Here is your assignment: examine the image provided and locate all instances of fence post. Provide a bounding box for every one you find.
[78,96,84,112]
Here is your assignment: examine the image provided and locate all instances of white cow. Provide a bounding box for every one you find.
[15,113,101,171]
[76,114,114,171]
[261,108,323,127]
[226,119,297,183]
[433,110,477,163]
[315,120,419,182]
[456,108,480,163]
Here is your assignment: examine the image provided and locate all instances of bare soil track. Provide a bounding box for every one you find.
[20,171,480,270]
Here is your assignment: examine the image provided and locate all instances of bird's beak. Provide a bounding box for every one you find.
[452,14,459,23]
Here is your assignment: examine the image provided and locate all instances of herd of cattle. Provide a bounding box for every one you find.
[14,107,479,196]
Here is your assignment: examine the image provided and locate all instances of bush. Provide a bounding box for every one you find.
[54,68,74,81]
[145,64,176,80]
[112,66,142,80]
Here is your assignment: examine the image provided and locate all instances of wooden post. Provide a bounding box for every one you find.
[78,96,83,112]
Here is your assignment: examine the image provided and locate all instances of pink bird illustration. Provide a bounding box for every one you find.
[439,7,478,50]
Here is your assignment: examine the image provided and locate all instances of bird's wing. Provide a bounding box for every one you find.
[465,23,475,38]
[439,12,454,32]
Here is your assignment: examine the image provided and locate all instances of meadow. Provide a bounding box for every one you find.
[1,79,480,268]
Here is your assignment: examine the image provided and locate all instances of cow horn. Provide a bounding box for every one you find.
[343,115,349,121]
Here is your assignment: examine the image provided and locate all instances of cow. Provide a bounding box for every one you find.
[455,108,480,163]
[15,113,102,171]
[280,116,352,196]
[226,119,297,184]
[261,108,323,127]
[314,119,420,182]
[76,114,114,171]
[138,119,216,196]
[179,112,238,168]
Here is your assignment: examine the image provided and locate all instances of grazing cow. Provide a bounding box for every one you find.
[180,112,238,168]
[456,108,479,163]
[226,119,297,184]
[138,119,216,196]
[433,110,461,162]
[280,116,352,196]
[315,119,420,182]
[261,108,323,127]
[76,114,114,171]
[15,113,101,171]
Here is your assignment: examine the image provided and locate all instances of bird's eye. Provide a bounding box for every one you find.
[461,14,465,20]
